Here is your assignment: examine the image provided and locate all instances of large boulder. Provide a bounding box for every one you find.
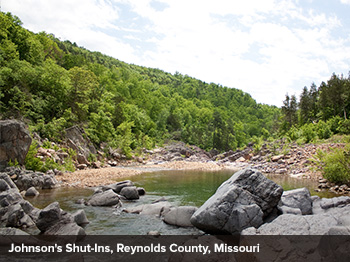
[36,201,85,235]
[36,202,62,232]
[190,168,283,234]
[0,120,32,170]
[87,189,120,206]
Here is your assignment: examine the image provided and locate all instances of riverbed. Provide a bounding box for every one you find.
[27,169,338,235]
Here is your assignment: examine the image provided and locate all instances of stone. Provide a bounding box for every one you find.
[77,154,89,165]
[36,202,62,232]
[0,188,23,207]
[313,196,350,214]
[24,187,40,197]
[120,186,139,200]
[72,209,89,226]
[76,164,87,170]
[14,171,57,191]
[43,219,86,236]
[137,187,146,196]
[88,189,120,206]
[242,204,350,235]
[65,126,96,158]
[279,187,313,215]
[92,161,101,169]
[0,120,32,170]
[163,206,198,227]
[0,173,18,190]
[190,168,283,234]
[271,155,284,162]
[124,200,172,217]
[6,203,35,228]
[0,179,10,192]
[0,228,30,235]
[42,174,58,189]
[110,180,134,194]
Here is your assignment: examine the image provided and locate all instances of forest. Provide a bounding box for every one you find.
[280,73,350,143]
[0,12,280,155]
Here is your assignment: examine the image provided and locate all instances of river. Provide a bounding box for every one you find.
[28,169,338,235]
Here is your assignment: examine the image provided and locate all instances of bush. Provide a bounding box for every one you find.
[301,123,316,143]
[25,141,44,171]
[316,120,332,140]
[315,146,350,184]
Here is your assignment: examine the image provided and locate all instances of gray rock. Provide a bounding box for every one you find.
[120,186,139,200]
[72,209,89,226]
[43,219,86,236]
[24,187,39,197]
[137,187,146,196]
[6,203,35,228]
[0,173,18,190]
[114,180,134,194]
[42,174,58,189]
[0,188,23,207]
[278,205,302,215]
[36,202,62,232]
[15,171,57,191]
[0,120,32,170]
[163,206,198,227]
[242,205,350,235]
[20,200,40,222]
[0,228,30,235]
[0,179,10,192]
[124,200,172,217]
[313,196,350,214]
[279,187,313,215]
[65,126,96,158]
[190,168,283,234]
[88,189,120,206]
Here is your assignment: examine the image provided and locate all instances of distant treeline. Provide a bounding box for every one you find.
[281,73,350,143]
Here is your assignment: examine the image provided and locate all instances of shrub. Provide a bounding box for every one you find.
[315,146,350,184]
[301,123,316,143]
[316,120,332,140]
[25,141,44,171]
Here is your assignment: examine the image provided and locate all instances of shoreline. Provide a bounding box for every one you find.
[55,161,241,187]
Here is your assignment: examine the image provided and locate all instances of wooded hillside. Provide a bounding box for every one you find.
[0,12,280,154]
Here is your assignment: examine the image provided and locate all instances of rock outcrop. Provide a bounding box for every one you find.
[0,170,86,235]
[0,120,32,170]
[242,189,350,235]
[190,168,283,234]
[4,167,58,191]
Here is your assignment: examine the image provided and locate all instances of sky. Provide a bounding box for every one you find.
[2,0,350,107]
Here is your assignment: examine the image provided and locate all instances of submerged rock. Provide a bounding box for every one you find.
[123,199,172,217]
[163,206,198,227]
